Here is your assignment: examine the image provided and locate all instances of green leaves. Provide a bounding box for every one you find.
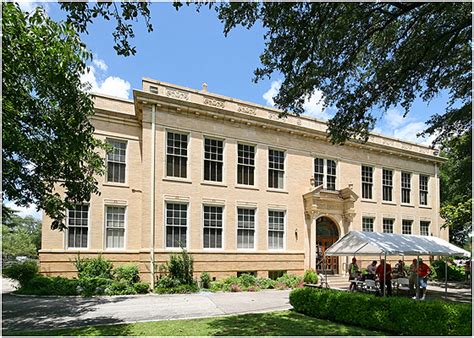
[2,3,106,230]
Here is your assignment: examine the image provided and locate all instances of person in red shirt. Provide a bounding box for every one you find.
[375,259,392,296]
[413,258,431,300]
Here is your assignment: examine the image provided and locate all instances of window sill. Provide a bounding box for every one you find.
[381,201,397,206]
[201,181,228,188]
[266,188,288,194]
[235,185,259,191]
[419,205,432,209]
[236,248,257,252]
[361,199,377,204]
[103,183,129,188]
[401,203,415,208]
[104,248,127,252]
[163,177,192,184]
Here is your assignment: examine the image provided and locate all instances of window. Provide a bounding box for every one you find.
[383,218,394,233]
[268,270,286,280]
[361,166,373,199]
[105,206,125,249]
[67,205,89,248]
[362,217,374,232]
[203,206,223,249]
[420,221,430,236]
[419,175,429,206]
[165,203,187,248]
[204,138,224,182]
[268,210,285,249]
[237,271,257,277]
[401,172,411,204]
[237,208,255,249]
[237,144,255,185]
[107,139,127,183]
[314,158,337,190]
[382,169,393,202]
[268,149,285,189]
[402,220,413,235]
[166,132,188,178]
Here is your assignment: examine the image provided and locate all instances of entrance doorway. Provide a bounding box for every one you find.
[315,216,339,274]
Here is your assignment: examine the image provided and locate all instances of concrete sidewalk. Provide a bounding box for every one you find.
[2,290,292,333]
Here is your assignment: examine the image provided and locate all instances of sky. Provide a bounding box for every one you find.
[10,1,452,219]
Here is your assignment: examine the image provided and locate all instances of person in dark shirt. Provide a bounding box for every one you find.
[376,259,392,296]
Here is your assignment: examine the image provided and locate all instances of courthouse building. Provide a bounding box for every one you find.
[40,78,447,283]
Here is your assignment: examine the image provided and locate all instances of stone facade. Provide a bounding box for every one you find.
[40,78,447,283]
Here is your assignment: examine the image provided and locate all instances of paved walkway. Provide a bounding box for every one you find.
[2,290,291,333]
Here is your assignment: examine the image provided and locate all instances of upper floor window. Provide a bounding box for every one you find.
[383,218,394,233]
[67,205,89,248]
[314,158,337,191]
[402,219,413,235]
[237,144,255,185]
[107,139,127,183]
[362,217,374,232]
[165,202,187,248]
[382,169,393,202]
[166,132,188,178]
[361,166,373,199]
[268,149,285,189]
[203,206,223,249]
[204,138,223,182]
[237,208,255,249]
[420,221,430,236]
[419,175,429,206]
[105,206,126,249]
[268,210,285,249]
[401,172,411,204]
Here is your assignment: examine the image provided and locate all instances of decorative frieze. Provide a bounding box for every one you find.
[237,104,256,115]
[165,88,189,101]
[203,97,225,108]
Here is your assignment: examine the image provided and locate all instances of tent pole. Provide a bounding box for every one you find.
[444,256,448,299]
[322,251,327,288]
[383,253,387,297]
[416,255,419,299]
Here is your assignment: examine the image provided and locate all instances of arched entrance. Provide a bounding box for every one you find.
[315,216,339,274]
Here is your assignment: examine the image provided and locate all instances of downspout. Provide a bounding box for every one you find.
[150,104,156,287]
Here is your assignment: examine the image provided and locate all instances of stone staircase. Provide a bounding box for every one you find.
[319,274,350,290]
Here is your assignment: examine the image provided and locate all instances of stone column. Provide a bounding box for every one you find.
[310,214,317,270]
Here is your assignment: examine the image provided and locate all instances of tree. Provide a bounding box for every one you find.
[440,199,472,246]
[2,3,105,230]
[2,212,41,258]
[214,2,471,144]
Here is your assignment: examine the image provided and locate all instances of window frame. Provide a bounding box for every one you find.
[402,219,413,235]
[203,136,225,183]
[104,205,127,250]
[361,165,374,200]
[401,172,412,204]
[419,175,429,206]
[382,218,394,234]
[164,201,189,250]
[362,217,374,232]
[202,204,224,250]
[165,130,189,180]
[268,148,286,190]
[313,157,338,191]
[382,168,393,202]
[65,204,90,250]
[236,207,257,250]
[267,209,286,250]
[236,142,256,187]
[105,138,128,184]
[420,220,430,236]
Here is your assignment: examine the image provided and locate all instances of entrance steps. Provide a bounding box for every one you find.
[319,274,349,290]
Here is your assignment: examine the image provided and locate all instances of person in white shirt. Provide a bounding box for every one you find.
[366,260,377,280]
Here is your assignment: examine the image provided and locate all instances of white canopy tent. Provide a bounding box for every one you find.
[323,231,470,297]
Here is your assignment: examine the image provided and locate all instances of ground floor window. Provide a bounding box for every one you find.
[268,270,286,280]
[237,208,255,249]
[166,202,187,248]
[362,217,374,232]
[67,205,89,248]
[402,220,413,235]
[237,271,257,277]
[105,206,126,249]
[420,221,430,236]
[268,210,285,249]
[203,205,223,248]
[383,218,394,233]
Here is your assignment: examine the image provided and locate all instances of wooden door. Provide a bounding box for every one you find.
[316,236,339,274]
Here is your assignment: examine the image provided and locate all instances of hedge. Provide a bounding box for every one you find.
[289,287,472,336]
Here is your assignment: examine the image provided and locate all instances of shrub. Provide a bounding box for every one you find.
[256,277,276,289]
[154,284,199,294]
[2,260,39,288]
[133,282,150,294]
[17,276,79,296]
[114,264,140,285]
[303,269,318,284]
[74,255,113,279]
[164,249,194,285]
[105,280,136,296]
[290,287,472,336]
[210,281,224,292]
[276,273,303,288]
[155,276,181,289]
[274,282,288,290]
[78,277,113,296]
[229,283,241,292]
[430,260,465,282]
[238,273,257,288]
[200,272,211,289]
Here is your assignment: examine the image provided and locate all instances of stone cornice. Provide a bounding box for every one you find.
[134,78,444,164]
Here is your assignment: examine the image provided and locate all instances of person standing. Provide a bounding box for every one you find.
[366,260,377,280]
[376,259,392,296]
[413,258,431,300]
[408,258,418,297]
[348,257,359,291]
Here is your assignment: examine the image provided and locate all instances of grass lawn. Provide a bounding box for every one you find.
[4,310,385,336]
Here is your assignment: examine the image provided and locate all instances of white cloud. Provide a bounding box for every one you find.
[384,108,411,128]
[16,1,49,13]
[4,201,42,220]
[81,58,131,99]
[392,121,435,146]
[263,80,330,120]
